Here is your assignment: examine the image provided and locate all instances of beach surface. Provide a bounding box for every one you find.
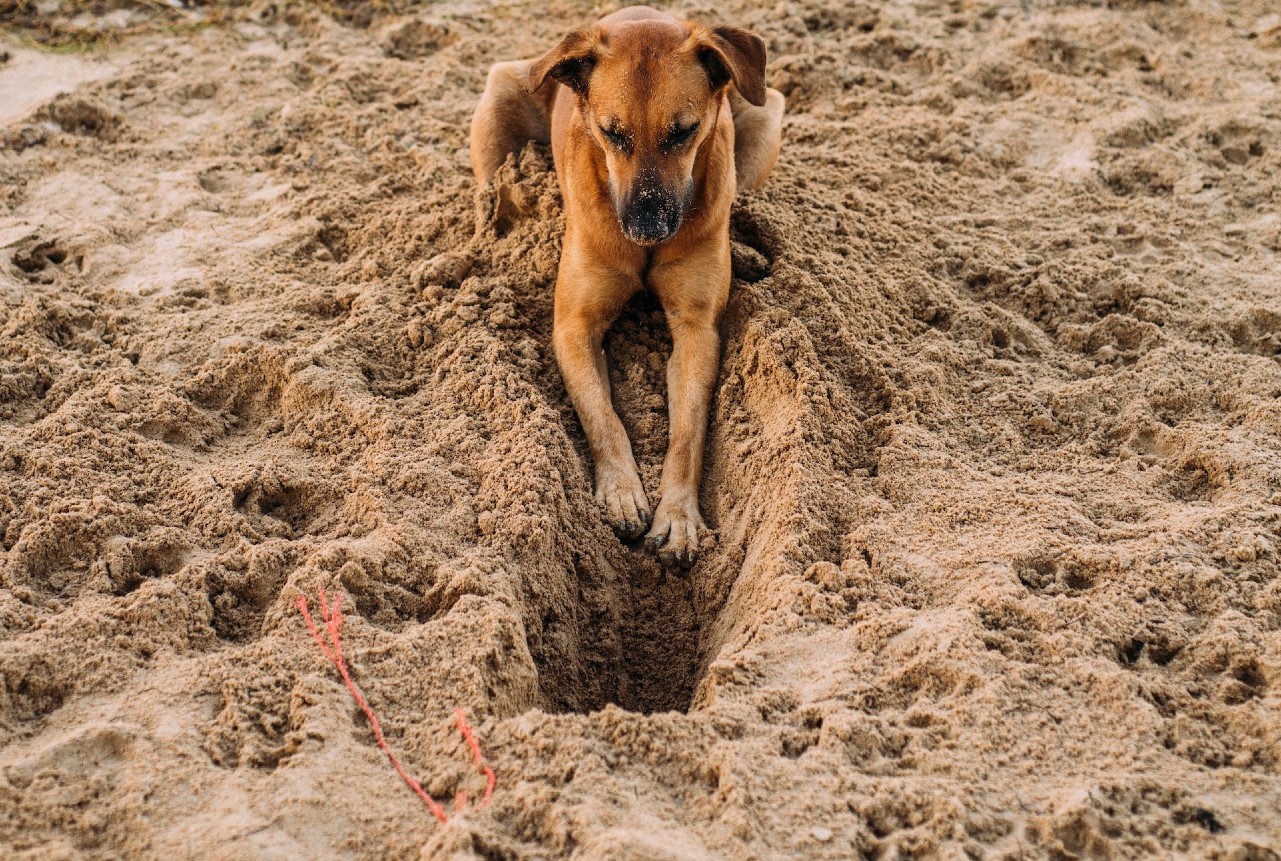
[1,1,1279,858]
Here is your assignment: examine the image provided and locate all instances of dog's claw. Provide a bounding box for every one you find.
[595,467,651,540]
[644,493,704,568]
[656,547,693,569]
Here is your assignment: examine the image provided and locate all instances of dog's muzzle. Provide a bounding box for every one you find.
[617,181,690,246]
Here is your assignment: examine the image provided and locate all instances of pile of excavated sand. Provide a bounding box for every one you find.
[1,1,1278,858]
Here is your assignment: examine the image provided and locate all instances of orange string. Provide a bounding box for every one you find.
[299,590,495,823]
[456,707,497,806]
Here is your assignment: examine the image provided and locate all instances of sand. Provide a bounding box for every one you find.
[1,0,1279,858]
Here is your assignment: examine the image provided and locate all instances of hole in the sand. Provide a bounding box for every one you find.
[730,240,771,283]
[1016,555,1097,594]
[197,169,232,194]
[729,208,778,282]
[1162,461,1215,502]
[1119,638,1145,666]
[493,181,533,238]
[257,485,310,528]
[536,552,702,716]
[1175,807,1225,834]
[139,419,190,446]
[343,557,439,632]
[208,560,288,643]
[110,540,187,596]
[1016,557,1058,591]
[232,478,323,537]
[1148,642,1182,666]
[1230,660,1266,696]
[316,223,350,262]
[483,144,555,240]
[41,94,123,139]
[9,674,68,721]
[781,729,818,759]
[210,590,262,642]
[292,290,352,320]
[360,354,422,400]
[614,562,701,714]
[1061,565,1095,592]
[1120,633,1185,670]
[1146,688,1176,718]
[13,240,74,281]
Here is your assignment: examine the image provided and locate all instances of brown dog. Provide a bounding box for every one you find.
[470,7,783,566]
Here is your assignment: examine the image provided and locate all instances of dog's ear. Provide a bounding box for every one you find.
[696,25,767,107]
[528,28,601,98]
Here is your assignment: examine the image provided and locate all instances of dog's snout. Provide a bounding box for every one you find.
[622,195,677,244]
[618,182,687,246]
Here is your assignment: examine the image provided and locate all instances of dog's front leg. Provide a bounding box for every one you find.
[553,259,651,538]
[645,241,730,567]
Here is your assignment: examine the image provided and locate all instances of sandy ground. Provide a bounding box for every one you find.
[1,0,1280,858]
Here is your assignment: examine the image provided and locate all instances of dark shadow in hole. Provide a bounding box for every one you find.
[613,556,700,714]
[729,206,778,283]
[532,539,704,716]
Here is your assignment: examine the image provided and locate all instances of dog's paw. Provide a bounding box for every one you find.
[595,468,651,539]
[644,493,707,568]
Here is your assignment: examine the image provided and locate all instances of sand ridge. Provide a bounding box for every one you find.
[1,0,1279,858]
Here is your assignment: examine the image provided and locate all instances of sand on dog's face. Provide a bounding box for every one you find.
[1,1,1279,858]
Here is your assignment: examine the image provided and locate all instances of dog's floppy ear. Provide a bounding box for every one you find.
[528,27,601,98]
[696,25,767,107]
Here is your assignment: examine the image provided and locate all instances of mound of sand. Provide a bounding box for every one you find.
[1,1,1279,858]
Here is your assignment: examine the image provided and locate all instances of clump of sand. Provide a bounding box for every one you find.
[1,1,1279,858]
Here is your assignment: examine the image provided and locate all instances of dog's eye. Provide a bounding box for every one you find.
[665,122,700,149]
[599,126,629,150]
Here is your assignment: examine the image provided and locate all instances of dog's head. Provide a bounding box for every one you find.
[529,18,766,246]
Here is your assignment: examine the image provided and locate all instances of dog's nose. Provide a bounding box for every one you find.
[622,208,675,244]
[620,187,682,245]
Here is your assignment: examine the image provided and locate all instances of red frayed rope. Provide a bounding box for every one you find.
[297,589,495,823]
[455,706,496,807]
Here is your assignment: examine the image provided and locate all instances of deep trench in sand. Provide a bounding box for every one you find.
[532,534,712,717]
[525,211,786,717]
[609,553,703,714]
[531,294,722,716]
